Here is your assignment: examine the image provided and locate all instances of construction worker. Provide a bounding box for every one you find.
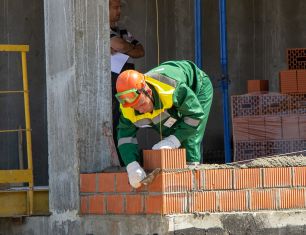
[115,60,213,188]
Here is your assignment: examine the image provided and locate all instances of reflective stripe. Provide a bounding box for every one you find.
[152,111,170,124]
[184,117,200,127]
[118,137,138,147]
[145,72,177,87]
[134,118,152,127]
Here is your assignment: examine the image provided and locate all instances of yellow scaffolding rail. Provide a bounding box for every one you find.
[0,44,34,215]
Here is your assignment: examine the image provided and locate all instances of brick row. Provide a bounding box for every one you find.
[80,193,187,215]
[80,166,306,193]
[231,93,306,118]
[80,172,133,193]
[232,115,306,141]
[80,187,306,215]
[195,167,306,190]
[233,140,306,161]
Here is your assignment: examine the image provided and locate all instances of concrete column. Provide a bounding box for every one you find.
[44,0,111,218]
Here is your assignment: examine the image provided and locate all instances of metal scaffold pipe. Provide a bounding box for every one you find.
[219,0,232,163]
[194,0,202,68]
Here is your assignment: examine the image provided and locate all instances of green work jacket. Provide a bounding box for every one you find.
[117,60,211,165]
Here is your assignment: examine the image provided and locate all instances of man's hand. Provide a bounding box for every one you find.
[152,135,181,150]
[126,161,146,188]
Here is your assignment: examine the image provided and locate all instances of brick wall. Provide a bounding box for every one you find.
[80,149,306,215]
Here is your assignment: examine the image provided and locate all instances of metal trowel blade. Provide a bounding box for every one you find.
[140,168,161,185]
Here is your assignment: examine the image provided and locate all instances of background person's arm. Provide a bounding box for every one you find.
[111,36,144,58]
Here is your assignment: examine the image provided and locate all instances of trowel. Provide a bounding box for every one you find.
[140,168,161,185]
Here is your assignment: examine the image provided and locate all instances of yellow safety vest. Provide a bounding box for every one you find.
[120,75,176,126]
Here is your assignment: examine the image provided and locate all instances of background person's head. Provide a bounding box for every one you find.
[109,0,121,26]
[116,70,153,113]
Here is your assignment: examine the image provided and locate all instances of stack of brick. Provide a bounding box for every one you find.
[232,48,306,161]
[280,48,306,93]
[80,149,306,215]
[232,93,306,161]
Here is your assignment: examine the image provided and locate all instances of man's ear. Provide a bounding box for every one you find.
[144,84,152,95]
[146,87,152,96]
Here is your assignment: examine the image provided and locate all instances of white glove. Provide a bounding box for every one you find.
[152,135,181,150]
[126,161,146,188]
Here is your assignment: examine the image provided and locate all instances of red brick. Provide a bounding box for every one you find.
[80,173,96,193]
[265,116,282,140]
[248,117,265,140]
[189,191,217,212]
[115,172,133,192]
[247,80,269,93]
[282,116,299,139]
[232,117,249,141]
[135,183,148,192]
[143,149,186,170]
[148,170,192,192]
[126,195,144,214]
[219,191,247,212]
[145,195,163,214]
[97,173,115,192]
[297,70,306,92]
[299,116,306,139]
[263,167,291,187]
[107,195,124,214]
[250,190,277,210]
[234,168,261,189]
[293,167,306,187]
[287,49,306,70]
[88,195,104,214]
[147,172,164,192]
[193,170,204,190]
[80,196,88,214]
[164,193,186,214]
[279,70,297,93]
[279,189,305,209]
[205,169,233,190]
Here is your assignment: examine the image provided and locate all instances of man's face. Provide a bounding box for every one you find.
[132,92,154,114]
[109,0,121,24]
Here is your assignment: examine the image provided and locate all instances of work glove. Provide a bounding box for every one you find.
[126,161,146,189]
[152,135,181,150]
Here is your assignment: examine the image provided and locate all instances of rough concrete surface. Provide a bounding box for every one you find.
[1,210,306,235]
[170,210,306,235]
[196,154,306,170]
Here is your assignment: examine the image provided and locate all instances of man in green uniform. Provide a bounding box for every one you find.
[115,60,213,188]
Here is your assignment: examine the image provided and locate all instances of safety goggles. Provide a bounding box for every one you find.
[115,88,144,106]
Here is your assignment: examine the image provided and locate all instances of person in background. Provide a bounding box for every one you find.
[115,60,213,188]
[109,0,145,165]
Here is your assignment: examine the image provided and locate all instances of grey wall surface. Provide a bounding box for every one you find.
[0,0,47,185]
[120,0,306,162]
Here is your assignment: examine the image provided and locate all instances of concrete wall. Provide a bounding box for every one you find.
[45,0,113,217]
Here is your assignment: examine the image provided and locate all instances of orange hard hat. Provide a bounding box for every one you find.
[115,70,146,107]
